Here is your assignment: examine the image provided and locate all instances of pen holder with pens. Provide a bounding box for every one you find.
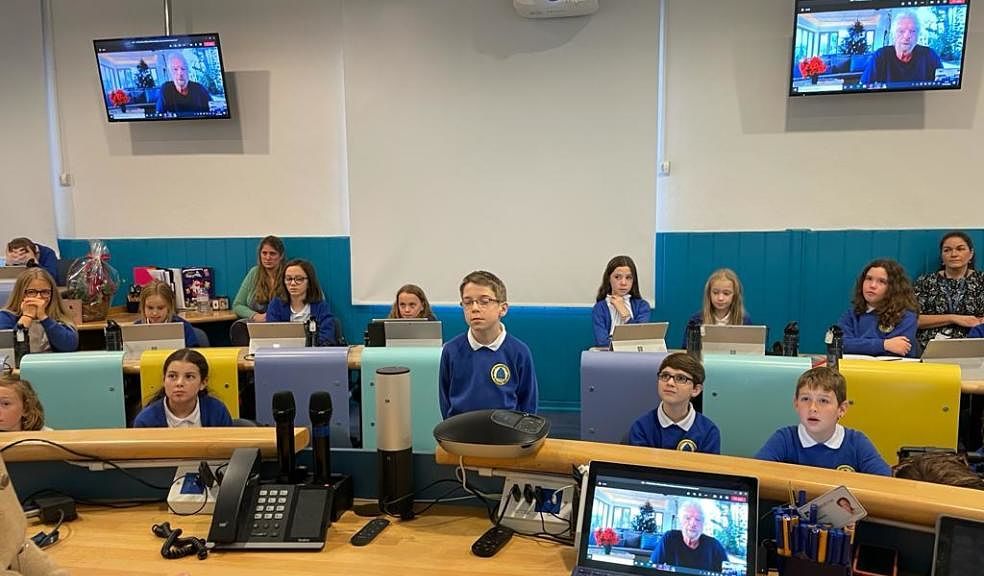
[772,505,853,576]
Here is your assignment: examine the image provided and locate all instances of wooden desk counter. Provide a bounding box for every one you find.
[0,427,309,462]
[436,439,984,528]
[118,345,364,373]
[37,504,575,576]
[76,309,239,331]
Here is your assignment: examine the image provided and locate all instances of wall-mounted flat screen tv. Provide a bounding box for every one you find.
[93,33,230,121]
[790,0,969,96]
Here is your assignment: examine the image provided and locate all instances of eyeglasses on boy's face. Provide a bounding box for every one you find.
[460,297,501,309]
[284,276,308,285]
[24,289,52,298]
[658,372,694,385]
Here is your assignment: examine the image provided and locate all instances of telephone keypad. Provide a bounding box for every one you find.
[249,484,295,540]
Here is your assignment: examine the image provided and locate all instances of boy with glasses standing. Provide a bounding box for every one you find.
[439,271,538,419]
[628,353,720,454]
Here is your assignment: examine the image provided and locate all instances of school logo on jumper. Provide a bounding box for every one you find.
[490,363,511,386]
[676,439,698,452]
[836,464,856,473]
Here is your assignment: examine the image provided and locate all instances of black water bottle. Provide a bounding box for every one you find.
[685,319,702,358]
[13,324,29,369]
[782,322,799,357]
[105,319,123,352]
[305,317,318,347]
[825,325,843,371]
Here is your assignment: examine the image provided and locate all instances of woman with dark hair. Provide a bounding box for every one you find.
[837,259,919,358]
[914,231,984,349]
[591,255,651,347]
[265,259,337,345]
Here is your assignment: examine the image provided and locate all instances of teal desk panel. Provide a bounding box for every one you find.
[701,354,810,458]
[360,347,442,453]
[20,351,126,429]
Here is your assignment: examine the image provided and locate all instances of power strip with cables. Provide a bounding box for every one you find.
[495,472,576,539]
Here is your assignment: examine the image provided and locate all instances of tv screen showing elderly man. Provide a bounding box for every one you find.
[789,0,969,96]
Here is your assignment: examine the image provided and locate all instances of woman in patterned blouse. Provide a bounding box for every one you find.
[913,231,984,350]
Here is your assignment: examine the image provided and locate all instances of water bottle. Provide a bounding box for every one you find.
[305,318,318,347]
[196,293,210,315]
[105,319,123,352]
[685,319,702,359]
[825,325,843,371]
[13,324,29,369]
[782,322,799,357]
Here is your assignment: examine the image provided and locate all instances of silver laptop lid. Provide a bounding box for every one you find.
[247,322,306,340]
[922,338,984,360]
[611,322,669,353]
[121,323,186,361]
[383,320,442,347]
[0,329,13,371]
[701,324,767,356]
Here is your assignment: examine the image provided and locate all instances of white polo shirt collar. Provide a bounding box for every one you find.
[798,423,845,449]
[657,401,696,432]
[164,396,202,428]
[468,324,507,351]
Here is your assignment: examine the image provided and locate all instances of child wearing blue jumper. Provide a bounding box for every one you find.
[133,348,232,428]
[265,259,336,345]
[591,255,651,347]
[0,268,78,352]
[439,271,538,419]
[132,281,199,347]
[756,366,890,476]
[837,259,919,358]
[629,352,720,454]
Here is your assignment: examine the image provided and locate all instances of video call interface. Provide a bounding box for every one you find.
[94,34,229,121]
[586,474,752,576]
[791,0,969,95]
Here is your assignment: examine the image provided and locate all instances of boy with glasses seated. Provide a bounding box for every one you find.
[628,353,720,454]
[439,270,538,419]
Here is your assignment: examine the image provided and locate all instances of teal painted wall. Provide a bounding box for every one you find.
[61,229,982,411]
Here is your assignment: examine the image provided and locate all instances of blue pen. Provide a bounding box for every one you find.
[809,527,819,562]
[842,531,853,566]
[830,529,843,567]
[798,490,807,507]
[809,503,818,524]
[799,525,808,558]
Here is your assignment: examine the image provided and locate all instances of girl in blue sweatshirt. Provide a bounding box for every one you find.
[0,268,78,352]
[133,281,199,347]
[265,259,336,345]
[133,348,232,428]
[682,268,752,347]
[837,259,918,358]
[591,255,651,347]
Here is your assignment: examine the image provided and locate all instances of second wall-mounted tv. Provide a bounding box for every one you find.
[789,0,970,96]
[93,33,230,121]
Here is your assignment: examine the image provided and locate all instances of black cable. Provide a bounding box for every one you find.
[0,438,172,491]
[21,488,160,509]
[378,478,470,518]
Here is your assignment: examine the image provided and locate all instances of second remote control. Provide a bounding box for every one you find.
[471,525,514,557]
[351,518,390,546]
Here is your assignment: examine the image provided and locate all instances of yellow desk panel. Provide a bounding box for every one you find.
[139,348,244,419]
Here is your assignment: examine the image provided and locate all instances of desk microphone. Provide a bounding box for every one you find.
[309,391,333,485]
[272,391,296,483]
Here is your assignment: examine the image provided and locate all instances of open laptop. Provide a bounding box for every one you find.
[922,338,984,380]
[611,322,669,353]
[701,324,767,356]
[246,322,306,356]
[0,330,13,372]
[121,323,186,361]
[384,319,442,347]
[573,460,758,576]
[931,515,984,575]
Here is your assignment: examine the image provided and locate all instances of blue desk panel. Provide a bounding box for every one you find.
[360,347,442,453]
[20,351,126,429]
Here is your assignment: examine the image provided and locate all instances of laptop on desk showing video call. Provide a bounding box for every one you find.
[701,325,767,356]
[922,338,984,380]
[611,322,668,353]
[572,460,758,576]
[246,322,306,356]
[121,323,186,362]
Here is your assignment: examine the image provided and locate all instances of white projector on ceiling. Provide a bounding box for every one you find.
[514,0,599,19]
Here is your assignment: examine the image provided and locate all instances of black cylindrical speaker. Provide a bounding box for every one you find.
[376,366,413,520]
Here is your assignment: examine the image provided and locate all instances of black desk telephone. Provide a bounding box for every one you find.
[206,448,333,550]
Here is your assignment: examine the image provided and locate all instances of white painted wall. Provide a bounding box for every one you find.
[0,0,58,251]
[48,0,348,238]
[345,0,661,304]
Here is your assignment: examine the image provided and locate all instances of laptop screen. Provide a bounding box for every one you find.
[933,515,984,576]
[577,461,757,576]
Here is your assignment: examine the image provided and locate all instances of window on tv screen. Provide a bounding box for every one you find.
[790,0,969,96]
[93,33,231,121]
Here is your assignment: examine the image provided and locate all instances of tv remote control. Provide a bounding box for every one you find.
[471,525,514,558]
[350,518,390,546]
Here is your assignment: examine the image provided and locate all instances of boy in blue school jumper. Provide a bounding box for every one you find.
[628,352,720,454]
[756,367,891,476]
[439,271,538,419]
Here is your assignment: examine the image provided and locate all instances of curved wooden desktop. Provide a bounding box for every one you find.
[0,427,309,462]
[76,309,239,331]
[118,345,364,373]
[436,439,984,528]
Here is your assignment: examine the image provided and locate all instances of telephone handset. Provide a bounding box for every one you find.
[206,448,333,550]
